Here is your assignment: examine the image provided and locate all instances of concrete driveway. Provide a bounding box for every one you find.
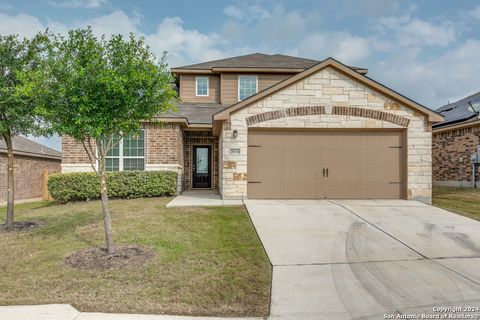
[245,199,480,320]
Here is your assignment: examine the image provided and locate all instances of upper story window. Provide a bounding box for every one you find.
[238,76,258,101]
[196,76,209,96]
[104,130,145,171]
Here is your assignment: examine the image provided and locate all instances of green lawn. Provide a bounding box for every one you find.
[433,186,480,221]
[0,198,271,317]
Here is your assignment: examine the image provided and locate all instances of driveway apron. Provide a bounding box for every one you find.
[245,199,480,320]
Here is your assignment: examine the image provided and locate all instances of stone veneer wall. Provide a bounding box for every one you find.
[219,66,433,203]
[0,153,60,201]
[433,125,480,187]
[61,122,185,193]
[183,130,219,190]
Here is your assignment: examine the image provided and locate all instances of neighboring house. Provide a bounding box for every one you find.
[433,91,480,187]
[61,53,443,203]
[0,136,61,202]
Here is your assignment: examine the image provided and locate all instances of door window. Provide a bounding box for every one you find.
[196,147,209,174]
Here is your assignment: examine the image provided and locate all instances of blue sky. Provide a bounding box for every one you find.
[1,0,480,150]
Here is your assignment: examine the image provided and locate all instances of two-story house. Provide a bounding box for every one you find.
[62,53,443,203]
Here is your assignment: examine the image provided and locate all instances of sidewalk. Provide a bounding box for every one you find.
[0,304,263,320]
[166,191,243,208]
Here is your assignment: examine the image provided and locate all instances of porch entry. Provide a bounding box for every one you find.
[192,145,212,188]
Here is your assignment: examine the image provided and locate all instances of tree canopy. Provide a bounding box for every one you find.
[23,27,177,253]
[0,33,49,139]
[29,28,177,143]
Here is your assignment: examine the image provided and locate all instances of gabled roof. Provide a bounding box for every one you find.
[171,53,368,74]
[214,57,443,123]
[0,136,61,160]
[174,53,319,70]
[433,90,480,128]
[162,102,229,125]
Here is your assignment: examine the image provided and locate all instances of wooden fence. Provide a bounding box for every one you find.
[41,169,53,201]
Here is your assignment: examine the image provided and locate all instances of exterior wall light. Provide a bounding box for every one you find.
[232,130,238,138]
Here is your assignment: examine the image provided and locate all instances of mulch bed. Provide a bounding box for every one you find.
[0,221,46,233]
[65,245,156,270]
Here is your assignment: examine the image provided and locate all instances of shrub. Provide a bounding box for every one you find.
[48,171,177,203]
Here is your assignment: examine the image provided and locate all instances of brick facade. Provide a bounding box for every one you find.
[183,130,219,191]
[433,125,480,186]
[220,66,433,203]
[61,123,185,192]
[0,153,61,201]
[144,123,183,165]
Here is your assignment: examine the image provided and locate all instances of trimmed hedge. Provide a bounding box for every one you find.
[48,171,177,203]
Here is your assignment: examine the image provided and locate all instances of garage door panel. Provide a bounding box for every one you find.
[248,182,283,198]
[248,164,285,182]
[248,130,404,199]
[284,163,322,178]
[249,147,283,164]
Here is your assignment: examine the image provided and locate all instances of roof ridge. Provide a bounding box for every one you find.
[172,52,322,70]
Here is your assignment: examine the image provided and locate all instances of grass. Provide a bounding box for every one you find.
[433,186,480,221]
[0,198,272,317]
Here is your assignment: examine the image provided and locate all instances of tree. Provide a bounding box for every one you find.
[0,33,49,227]
[28,28,177,253]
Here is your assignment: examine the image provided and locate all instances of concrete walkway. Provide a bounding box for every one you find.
[166,191,243,208]
[0,304,262,320]
[245,199,480,319]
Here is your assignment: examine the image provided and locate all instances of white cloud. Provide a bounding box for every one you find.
[296,32,370,64]
[0,12,46,38]
[145,17,227,67]
[0,3,476,108]
[471,5,480,19]
[49,0,107,9]
[377,13,411,29]
[223,4,270,22]
[377,14,457,46]
[222,5,309,50]
[0,9,228,67]
[372,39,480,107]
[75,10,139,37]
[397,19,456,46]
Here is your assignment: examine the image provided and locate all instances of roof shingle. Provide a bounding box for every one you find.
[173,53,320,70]
[0,136,61,159]
[434,90,480,128]
[164,103,230,124]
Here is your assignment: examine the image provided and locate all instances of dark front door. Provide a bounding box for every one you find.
[192,145,212,188]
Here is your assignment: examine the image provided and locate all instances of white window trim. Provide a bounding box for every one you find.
[195,76,209,97]
[105,129,146,171]
[238,75,258,101]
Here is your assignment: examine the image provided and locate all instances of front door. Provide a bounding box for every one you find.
[192,145,212,188]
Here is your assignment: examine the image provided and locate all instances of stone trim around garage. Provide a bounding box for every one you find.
[245,106,326,126]
[332,106,411,127]
[244,105,411,128]
[220,66,433,204]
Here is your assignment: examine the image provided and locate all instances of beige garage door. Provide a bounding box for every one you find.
[247,130,405,199]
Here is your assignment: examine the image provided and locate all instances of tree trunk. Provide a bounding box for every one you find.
[4,133,14,227]
[99,168,114,254]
